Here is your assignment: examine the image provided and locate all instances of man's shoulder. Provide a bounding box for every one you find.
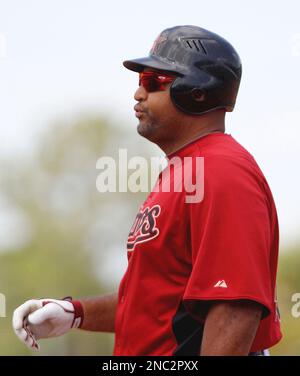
[191,135,268,191]
[195,133,255,161]
[192,134,261,173]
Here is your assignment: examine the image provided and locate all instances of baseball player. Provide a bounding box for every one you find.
[13,25,282,355]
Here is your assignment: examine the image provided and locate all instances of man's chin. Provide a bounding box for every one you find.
[137,122,148,137]
[137,122,157,142]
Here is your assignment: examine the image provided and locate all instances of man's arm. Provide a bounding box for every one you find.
[200,300,263,355]
[12,293,119,349]
[79,292,118,333]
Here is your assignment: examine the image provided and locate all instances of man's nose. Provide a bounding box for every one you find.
[134,85,148,101]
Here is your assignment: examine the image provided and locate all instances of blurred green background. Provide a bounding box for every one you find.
[0,115,151,355]
[0,115,299,355]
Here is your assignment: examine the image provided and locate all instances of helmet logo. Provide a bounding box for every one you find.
[150,34,167,55]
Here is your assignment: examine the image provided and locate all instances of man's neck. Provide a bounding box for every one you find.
[155,109,226,155]
[165,129,224,157]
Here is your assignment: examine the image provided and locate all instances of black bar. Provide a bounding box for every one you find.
[3,356,300,374]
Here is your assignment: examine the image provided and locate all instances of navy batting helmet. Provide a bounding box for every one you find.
[123,25,242,115]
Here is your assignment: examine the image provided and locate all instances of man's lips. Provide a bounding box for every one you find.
[134,104,146,118]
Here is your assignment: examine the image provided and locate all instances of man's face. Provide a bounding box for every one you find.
[133,68,184,145]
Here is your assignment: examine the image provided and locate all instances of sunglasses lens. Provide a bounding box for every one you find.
[139,71,175,92]
[139,76,159,92]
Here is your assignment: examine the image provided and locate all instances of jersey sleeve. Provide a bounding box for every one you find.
[183,155,273,320]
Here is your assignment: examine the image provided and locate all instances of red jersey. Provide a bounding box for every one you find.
[113,133,282,355]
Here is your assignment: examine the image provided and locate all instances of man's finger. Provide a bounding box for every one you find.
[14,327,28,342]
[23,324,40,351]
[12,300,43,330]
[14,325,40,351]
[27,303,56,325]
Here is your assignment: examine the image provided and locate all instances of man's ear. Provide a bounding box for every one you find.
[191,88,205,102]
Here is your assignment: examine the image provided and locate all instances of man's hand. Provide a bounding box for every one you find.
[12,298,83,350]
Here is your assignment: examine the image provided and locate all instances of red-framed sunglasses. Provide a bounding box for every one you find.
[139,71,176,92]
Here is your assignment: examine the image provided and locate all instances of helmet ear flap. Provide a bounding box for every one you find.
[170,69,236,115]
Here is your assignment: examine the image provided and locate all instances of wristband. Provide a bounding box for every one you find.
[71,300,84,328]
[62,296,84,328]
